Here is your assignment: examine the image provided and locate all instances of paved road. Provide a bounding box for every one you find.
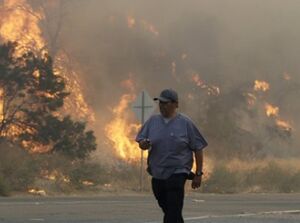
[0,193,300,223]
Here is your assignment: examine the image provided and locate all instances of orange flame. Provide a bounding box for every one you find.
[191,73,220,96]
[104,93,141,161]
[0,0,46,57]
[276,119,292,131]
[254,80,270,92]
[264,103,293,131]
[41,169,70,182]
[265,103,279,117]
[191,73,205,87]
[28,188,46,196]
[82,180,94,186]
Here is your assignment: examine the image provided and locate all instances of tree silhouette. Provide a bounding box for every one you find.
[0,42,96,159]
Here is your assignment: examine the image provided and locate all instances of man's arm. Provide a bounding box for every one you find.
[138,139,151,150]
[192,149,203,189]
[136,116,153,150]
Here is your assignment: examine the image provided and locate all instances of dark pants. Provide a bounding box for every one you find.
[151,174,187,223]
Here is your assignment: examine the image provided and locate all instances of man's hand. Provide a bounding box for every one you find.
[192,149,203,189]
[138,139,151,150]
[191,175,202,189]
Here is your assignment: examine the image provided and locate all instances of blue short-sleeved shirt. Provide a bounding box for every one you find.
[135,113,208,179]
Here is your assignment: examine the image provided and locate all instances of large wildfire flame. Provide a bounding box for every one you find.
[53,52,95,122]
[104,92,141,162]
[0,0,46,57]
[104,77,142,162]
[0,0,95,149]
[0,0,95,124]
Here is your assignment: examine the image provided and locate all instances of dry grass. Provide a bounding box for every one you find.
[200,158,300,193]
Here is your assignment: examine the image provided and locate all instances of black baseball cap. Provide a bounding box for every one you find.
[154,89,178,102]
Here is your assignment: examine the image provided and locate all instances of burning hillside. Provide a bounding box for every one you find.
[1,0,298,163]
[0,0,94,123]
[1,0,300,195]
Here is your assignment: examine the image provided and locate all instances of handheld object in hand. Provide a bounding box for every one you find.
[187,172,195,180]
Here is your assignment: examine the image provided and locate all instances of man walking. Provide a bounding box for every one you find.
[136,89,208,223]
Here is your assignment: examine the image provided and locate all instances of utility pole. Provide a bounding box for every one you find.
[132,90,155,191]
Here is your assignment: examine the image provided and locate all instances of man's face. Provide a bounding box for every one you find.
[159,100,178,118]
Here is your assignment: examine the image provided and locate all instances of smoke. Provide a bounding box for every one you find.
[31,0,300,161]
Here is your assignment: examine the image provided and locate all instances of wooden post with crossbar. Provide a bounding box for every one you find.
[132,90,154,191]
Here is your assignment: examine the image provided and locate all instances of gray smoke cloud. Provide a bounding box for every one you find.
[35,0,300,161]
